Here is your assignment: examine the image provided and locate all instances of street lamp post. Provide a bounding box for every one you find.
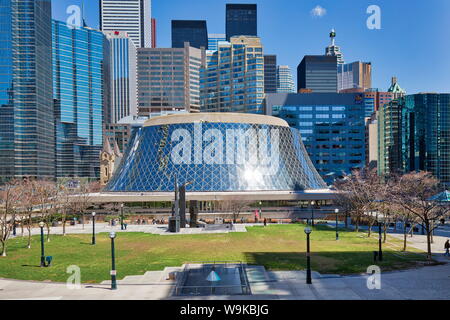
[335,208,339,240]
[110,231,117,290]
[39,221,45,267]
[91,212,96,245]
[304,227,312,284]
[310,201,315,226]
[120,203,124,230]
[377,213,383,261]
[259,201,262,220]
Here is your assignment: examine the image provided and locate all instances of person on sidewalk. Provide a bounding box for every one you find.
[445,240,450,256]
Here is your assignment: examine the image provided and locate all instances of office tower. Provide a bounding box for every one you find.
[0,0,54,181]
[151,18,157,48]
[388,76,406,99]
[338,61,372,92]
[378,99,403,177]
[276,65,295,93]
[365,112,378,169]
[172,20,208,49]
[137,43,205,116]
[52,20,110,179]
[226,3,257,41]
[99,0,152,48]
[363,90,393,117]
[402,94,450,184]
[325,29,344,65]
[265,93,366,183]
[208,34,226,51]
[264,55,277,94]
[297,56,338,93]
[201,36,265,114]
[104,31,138,124]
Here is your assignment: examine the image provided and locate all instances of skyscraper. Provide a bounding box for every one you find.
[226,4,257,41]
[171,20,208,49]
[0,0,55,181]
[264,55,277,94]
[52,20,110,179]
[104,31,138,124]
[325,29,344,65]
[297,55,338,93]
[137,43,205,116]
[151,18,157,48]
[266,93,366,183]
[276,66,295,93]
[99,0,152,48]
[338,61,372,92]
[208,34,226,51]
[201,36,265,114]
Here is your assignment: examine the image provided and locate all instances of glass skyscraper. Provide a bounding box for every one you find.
[226,4,257,41]
[276,65,295,93]
[266,93,366,183]
[297,56,338,93]
[171,20,208,49]
[0,0,55,181]
[208,33,226,51]
[263,55,277,94]
[201,36,265,114]
[52,20,109,179]
[104,31,138,124]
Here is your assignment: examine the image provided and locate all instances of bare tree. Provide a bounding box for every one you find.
[19,178,40,249]
[71,181,97,230]
[35,180,57,242]
[0,180,21,256]
[56,182,75,236]
[391,171,450,260]
[221,200,253,223]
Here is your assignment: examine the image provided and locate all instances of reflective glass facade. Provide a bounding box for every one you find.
[0,0,54,180]
[201,36,265,114]
[105,118,326,192]
[297,55,338,93]
[226,4,257,41]
[52,20,109,179]
[172,20,208,49]
[266,93,366,183]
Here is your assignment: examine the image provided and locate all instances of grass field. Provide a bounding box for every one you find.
[0,224,428,283]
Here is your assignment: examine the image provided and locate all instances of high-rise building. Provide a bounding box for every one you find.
[264,55,277,94]
[276,65,295,93]
[388,76,406,99]
[208,33,226,51]
[325,29,344,65]
[402,94,450,184]
[137,43,205,116]
[172,20,208,49]
[266,93,366,183]
[52,20,110,179]
[201,36,265,114]
[365,112,378,169]
[338,61,372,92]
[104,31,138,124]
[0,0,55,181]
[297,55,338,93]
[99,0,152,48]
[226,3,257,41]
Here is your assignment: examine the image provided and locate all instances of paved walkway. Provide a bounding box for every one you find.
[1,259,449,300]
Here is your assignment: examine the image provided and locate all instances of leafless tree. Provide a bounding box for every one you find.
[0,180,21,256]
[391,171,450,260]
[221,200,253,223]
[71,181,98,230]
[19,178,40,249]
[35,180,57,242]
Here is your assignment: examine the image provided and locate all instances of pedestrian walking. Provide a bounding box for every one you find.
[263,218,267,227]
[445,239,450,256]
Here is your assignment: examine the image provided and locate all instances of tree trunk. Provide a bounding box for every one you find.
[383,223,387,243]
[430,220,434,244]
[46,224,51,242]
[425,222,432,260]
[402,222,407,251]
[62,212,66,236]
[368,222,372,237]
[0,240,6,257]
[344,213,348,228]
[27,214,32,249]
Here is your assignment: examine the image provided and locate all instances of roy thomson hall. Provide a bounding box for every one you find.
[88,113,338,221]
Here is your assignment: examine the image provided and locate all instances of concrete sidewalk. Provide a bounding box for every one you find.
[1,259,449,300]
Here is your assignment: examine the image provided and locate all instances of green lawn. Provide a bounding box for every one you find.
[0,224,428,283]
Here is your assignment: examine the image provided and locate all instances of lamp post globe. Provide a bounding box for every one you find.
[120,203,124,230]
[310,201,315,226]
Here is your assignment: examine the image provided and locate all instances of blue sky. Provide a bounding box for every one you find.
[52,0,450,94]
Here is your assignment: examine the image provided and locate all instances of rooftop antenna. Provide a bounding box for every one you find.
[330,28,336,46]
[81,0,87,27]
